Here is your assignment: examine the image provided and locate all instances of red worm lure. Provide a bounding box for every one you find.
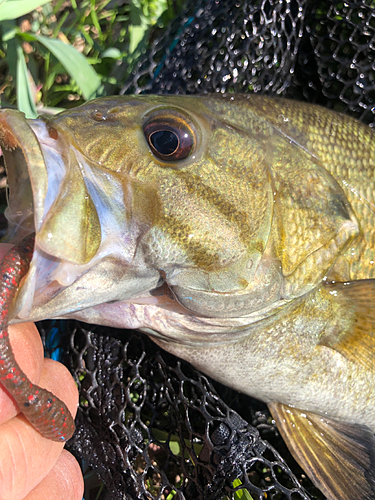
[0,234,75,442]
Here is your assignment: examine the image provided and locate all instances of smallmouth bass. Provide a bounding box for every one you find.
[0,94,374,499]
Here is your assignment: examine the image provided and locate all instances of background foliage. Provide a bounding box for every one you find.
[0,0,184,117]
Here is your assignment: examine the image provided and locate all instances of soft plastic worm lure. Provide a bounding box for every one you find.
[0,234,75,442]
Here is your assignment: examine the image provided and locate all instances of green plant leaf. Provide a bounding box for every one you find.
[6,27,17,82]
[128,0,149,54]
[101,47,122,59]
[32,34,101,99]
[0,0,52,21]
[232,479,254,500]
[16,43,37,118]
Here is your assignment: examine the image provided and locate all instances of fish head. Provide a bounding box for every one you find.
[0,95,358,323]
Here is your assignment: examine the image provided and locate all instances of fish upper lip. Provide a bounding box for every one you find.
[0,109,41,243]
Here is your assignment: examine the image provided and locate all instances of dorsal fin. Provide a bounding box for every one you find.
[269,402,375,500]
[320,280,375,370]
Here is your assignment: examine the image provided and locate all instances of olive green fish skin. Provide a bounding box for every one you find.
[1,94,375,497]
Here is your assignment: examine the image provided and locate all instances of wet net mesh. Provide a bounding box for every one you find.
[34,0,375,499]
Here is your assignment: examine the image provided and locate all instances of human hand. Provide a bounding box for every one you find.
[0,322,84,500]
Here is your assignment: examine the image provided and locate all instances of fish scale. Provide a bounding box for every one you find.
[0,234,74,442]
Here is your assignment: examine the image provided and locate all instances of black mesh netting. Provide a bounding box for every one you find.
[38,321,319,500]
[118,0,375,125]
[34,1,375,499]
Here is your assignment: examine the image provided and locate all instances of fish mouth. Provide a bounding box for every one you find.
[0,109,65,320]
[0,108,161,323]
[0,109,104,321]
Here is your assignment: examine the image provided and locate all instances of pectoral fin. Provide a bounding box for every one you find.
[320,280,375,370]
[268,402,375,500]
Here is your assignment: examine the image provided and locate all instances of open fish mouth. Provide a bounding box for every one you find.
[0,109,81,320]
[0,109,54,320]
[0,108,160,323]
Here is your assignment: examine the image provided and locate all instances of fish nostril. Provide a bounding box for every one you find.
[92,111,106,121]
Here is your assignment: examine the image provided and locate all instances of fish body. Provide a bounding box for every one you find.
[0,94,375,498]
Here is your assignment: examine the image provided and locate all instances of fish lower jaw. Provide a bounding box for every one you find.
[66,293,289,347]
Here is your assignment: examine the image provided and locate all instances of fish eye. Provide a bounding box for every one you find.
[143,110,196,162]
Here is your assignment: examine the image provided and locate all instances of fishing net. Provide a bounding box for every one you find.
[39,321,319,500]
[118,0,375,125]
[34,0,374,499]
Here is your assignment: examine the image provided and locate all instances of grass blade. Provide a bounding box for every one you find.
[16,43,38,118]
[128,0,149,54]
[33,34,101,100]
[0,0,52,21]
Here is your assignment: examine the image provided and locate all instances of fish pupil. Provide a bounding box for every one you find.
[150,130,179,156]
